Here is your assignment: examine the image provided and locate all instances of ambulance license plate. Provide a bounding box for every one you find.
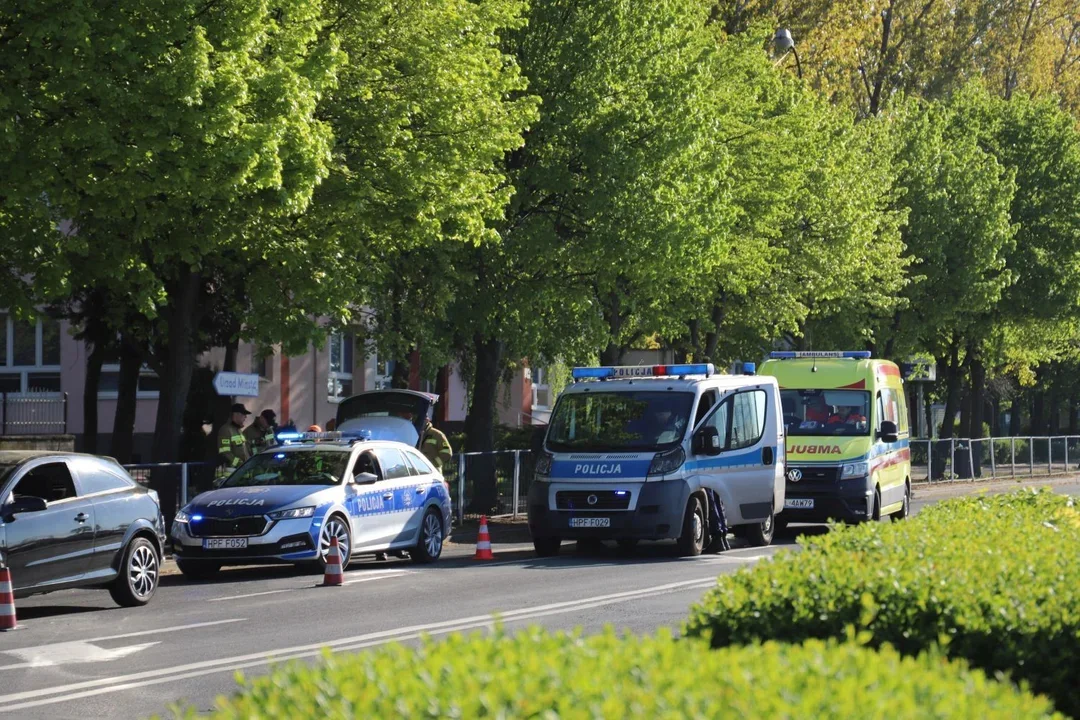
[569,517,610,528]
[203,537,248,550]
[784,498,814,509]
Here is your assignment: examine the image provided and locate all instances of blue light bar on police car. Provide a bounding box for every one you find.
[571,363,715,380]
[275,430,372,444]
[768,351,872,360]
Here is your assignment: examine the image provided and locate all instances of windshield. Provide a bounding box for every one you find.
[547,391,694,452]
[223,450,350,487]
[781,389,871,436]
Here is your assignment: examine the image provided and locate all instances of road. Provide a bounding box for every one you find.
[3,479,1077,719]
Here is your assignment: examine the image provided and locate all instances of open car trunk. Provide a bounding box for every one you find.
[334,390,438,448]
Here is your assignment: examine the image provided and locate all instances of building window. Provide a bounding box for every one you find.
[373,354,394,390]
[0,313,62,394]
[328,332,354,403]
[252,344,273,381]
[98,365,161,399]
[531,367,551,410]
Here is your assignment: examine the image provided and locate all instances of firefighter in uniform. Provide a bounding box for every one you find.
[216,403,252,481]
[420,419,452,472]
[243,409,278,455]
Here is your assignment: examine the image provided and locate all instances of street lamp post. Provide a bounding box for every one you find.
[772,28,803,79]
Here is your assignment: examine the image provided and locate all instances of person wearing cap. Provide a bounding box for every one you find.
[244,409,278,455]
[217,403,252,480]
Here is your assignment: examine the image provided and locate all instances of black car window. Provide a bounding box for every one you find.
[374,448,411,480]
[405,451,434,476]
[13,462,78,503]
[73,459,135,495]
[353,451,382,480]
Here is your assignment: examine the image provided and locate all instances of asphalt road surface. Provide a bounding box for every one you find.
[4,478,1077,719]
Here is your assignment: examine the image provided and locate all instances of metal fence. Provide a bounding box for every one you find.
[0,393,68,434]
[910,436,1080,482]
[452,450,535,524]
[124,462,216,523]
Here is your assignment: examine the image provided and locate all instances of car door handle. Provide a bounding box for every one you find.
[415,487,425,494]
[762,447,774,466]
[74,512,89,523]
[383,493,394,500]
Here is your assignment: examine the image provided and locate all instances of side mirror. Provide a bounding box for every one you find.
[878,420,898,444]
[694,426,723,456]
[353,472,379,485]
[6,496,48,515]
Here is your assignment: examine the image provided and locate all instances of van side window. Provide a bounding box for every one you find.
[880,389,900,428]
[702,398,731,450]
[730,390,767,450]
[694,390,718,428]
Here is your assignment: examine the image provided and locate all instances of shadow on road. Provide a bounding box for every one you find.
[15,604,117,620]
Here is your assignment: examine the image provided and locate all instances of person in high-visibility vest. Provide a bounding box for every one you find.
[216,403,251,481]
[420,419,452,473]
[243,409,278,455]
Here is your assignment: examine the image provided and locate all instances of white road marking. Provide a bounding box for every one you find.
[85,618,246,643]
[0,577,718,712]
[0,641,159,670]
[206,571,412,602]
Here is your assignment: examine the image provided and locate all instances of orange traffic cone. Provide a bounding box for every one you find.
[321,536,344,586]
[0,564,17,631]
[474,515,494,560]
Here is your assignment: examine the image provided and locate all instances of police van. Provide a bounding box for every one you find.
[759,351,911,527]
[527,363,785,556]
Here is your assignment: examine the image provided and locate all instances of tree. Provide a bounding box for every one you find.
[0,0,345,461]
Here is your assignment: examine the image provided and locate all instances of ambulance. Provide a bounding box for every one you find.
[759,351,911,527]
[527,363,785,556]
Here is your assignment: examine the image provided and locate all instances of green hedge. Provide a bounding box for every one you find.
[167,629,1060,719]
[684,489,1080,717]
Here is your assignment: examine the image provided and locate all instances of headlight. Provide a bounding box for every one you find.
[174,509,191,523]
[534,453,553,477]
[648,447,686,476]
[268,506,316,520]
[840,461,870,480]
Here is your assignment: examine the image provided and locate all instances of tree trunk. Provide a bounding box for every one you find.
[968,353,986,438]
[702,303,725,363]
[1049,393,1062,434]
[1010,393,1022,436]
[111,339,142,464]
[1031,392,1045,436]
[464,334,503,515]
[83,343,105,454]
[939,342,962,439]
[152,268,201,464]
[599,343,623,366]
[1069,395,1078,435]
[991,398,1003,436]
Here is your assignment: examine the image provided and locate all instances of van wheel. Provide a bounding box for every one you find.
[676,497,705,557]
[533,537,561,557]
[746,511,775,547]
[871,488,882,522]
[891,482,911,521]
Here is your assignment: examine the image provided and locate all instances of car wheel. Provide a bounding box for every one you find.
[109,537,160,607]
[533,536,561,557]
[774,517,789,534]
[745,510,775,547]
[411,508,444,564]
[676,497,705,557]
[176,560,222,581]
[891,482,911,521]
[319,515,352,571]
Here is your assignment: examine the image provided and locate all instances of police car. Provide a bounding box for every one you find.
[527,363,785,556]
[170,431,452,579]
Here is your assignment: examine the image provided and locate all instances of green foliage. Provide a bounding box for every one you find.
[166,628,1060,719]
[684,489,1080,716]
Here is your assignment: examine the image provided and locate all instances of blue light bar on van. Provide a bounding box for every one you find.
[768,351,872,360]
[571,364,715,380]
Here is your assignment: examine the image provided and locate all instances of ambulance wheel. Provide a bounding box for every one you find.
[746,511,775,547]
[533,537,561,557]
[176,560,222,581]
[891,481,911,522]
[676,497,706,557]
[871,488,882,522]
